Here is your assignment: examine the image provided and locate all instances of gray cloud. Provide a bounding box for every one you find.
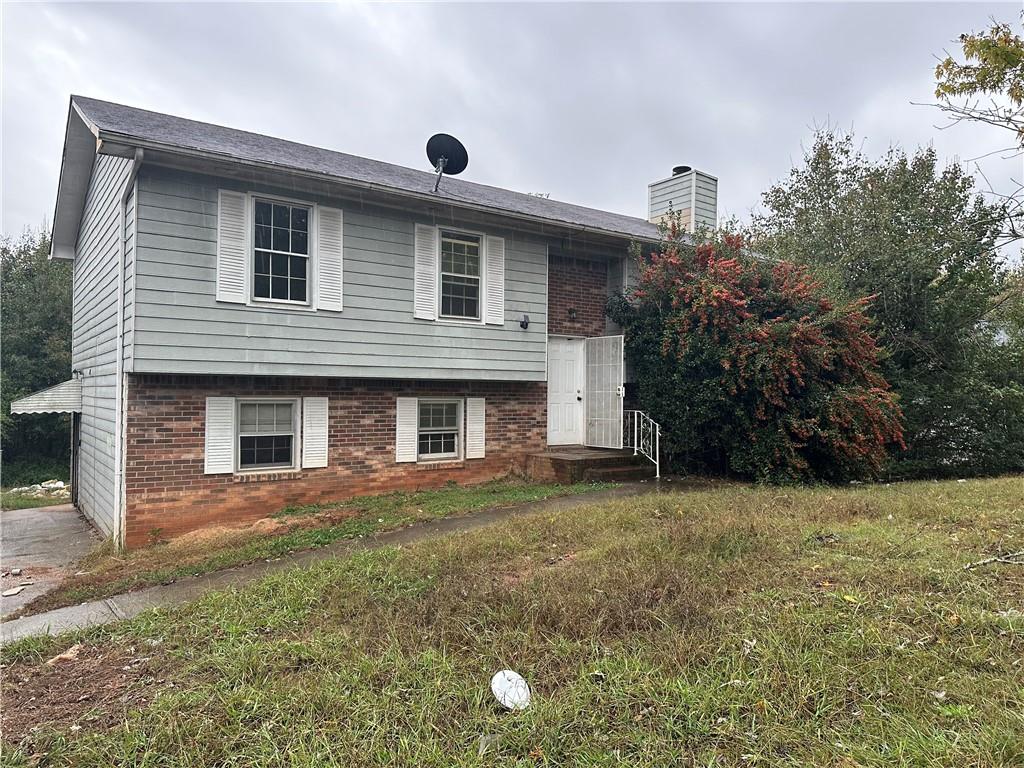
[2,2,1020,241]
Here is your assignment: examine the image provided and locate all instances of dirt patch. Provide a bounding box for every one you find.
[1,642,174,748]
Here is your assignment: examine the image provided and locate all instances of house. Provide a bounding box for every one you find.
[11,96,718,547]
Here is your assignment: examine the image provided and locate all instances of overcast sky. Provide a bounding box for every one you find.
[2,2,1020,238]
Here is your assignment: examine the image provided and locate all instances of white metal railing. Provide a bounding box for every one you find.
[624,410,661,479]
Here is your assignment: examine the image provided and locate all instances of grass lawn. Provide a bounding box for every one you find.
[2,477,1022,766]
[1,490,70,511]
[13,480,615,617]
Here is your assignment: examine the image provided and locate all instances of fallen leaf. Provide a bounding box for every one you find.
[45,643,84,666]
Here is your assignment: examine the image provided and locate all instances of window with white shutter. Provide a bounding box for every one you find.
[413,224,438,320]
[216,191,248,304]
[316,207,344,312]
[484,236,505,325]
[301,397,329,468]
[465,397,485,459]
[204,397,236,474]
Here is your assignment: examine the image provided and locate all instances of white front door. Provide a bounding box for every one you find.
[547,337,585,445]
[585,335,625,449]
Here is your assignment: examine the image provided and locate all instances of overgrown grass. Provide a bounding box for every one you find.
[0,458,70,488]
[16,480,615,616]
[3,477,1022,766]
[0,489,70,511]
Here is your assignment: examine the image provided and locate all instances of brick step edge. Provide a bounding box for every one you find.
[583,465,657,482]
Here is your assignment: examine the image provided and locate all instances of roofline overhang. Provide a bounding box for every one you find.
[50,99,104,261]
[92,129,660,246]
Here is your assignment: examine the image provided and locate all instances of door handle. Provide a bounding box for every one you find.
[577,395,583,402]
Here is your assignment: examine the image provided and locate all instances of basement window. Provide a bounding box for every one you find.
[417,400,461,460]
[238,400,297,470]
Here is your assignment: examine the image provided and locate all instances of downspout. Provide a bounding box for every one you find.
[115,148,144,548]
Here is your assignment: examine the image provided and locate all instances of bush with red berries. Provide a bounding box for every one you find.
[608,225,904,482]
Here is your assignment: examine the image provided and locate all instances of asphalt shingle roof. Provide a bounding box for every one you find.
[73,96,659,241]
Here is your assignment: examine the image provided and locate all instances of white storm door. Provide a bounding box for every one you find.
[547,337,585,445]
[585,335,624,449]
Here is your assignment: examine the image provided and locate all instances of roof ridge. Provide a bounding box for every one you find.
[69,95,659,240]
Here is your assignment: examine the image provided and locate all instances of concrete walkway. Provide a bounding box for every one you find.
[1,504,98,618]
[0,483,661,645]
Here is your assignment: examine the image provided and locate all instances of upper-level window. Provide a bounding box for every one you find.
[238,400,296,470]
[254,200,309,303]
[440,231,481,320]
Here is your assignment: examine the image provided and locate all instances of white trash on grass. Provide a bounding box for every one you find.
[491,669,531,710]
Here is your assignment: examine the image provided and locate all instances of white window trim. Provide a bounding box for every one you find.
[247,191,319,312]
[235,396,302,473]
[436,227,487,326]
[417,398,464,462]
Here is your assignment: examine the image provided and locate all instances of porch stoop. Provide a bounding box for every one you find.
[525,446,656,484]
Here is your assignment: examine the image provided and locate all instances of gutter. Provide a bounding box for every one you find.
[114,147,144,548]
[93,131,661,245]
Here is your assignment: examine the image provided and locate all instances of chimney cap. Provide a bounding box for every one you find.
[672,165,692,176]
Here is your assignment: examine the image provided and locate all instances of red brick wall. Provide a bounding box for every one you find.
[548,255,609,337]
[124,375,546,547]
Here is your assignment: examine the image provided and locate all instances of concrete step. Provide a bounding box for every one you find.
[525,448,650,484]
[583,464,657,483]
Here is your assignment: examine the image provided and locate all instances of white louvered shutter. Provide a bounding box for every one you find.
[484,235,505,325]
[316,207,344,312]
[216,190,248,304]
[465,397,486,459]
[395,397,418,462]
[204,397,235,474]
[301,397,329,468]
[413,224,438,320]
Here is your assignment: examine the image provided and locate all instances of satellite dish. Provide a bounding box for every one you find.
[427,133,468,191]
[491,669,531,710]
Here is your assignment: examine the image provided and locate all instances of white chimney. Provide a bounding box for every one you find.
[647,165,718,232]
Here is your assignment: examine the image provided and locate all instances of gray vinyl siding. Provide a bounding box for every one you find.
[122,183,136,370]
[693,173,718,230]
[648,170,717,230]
[131,166,549,380]
[72,154,132,537]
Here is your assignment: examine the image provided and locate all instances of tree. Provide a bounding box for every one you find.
[608,224,904,483]
[935,15,1024,146]
[1,229,74,484]
[934,15,1024,245]
[751,131,1024,478]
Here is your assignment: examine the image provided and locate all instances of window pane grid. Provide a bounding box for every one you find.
[253,199,309,303]
[417,400,460,459]
[238,400,295,470]
[440,232,481,320]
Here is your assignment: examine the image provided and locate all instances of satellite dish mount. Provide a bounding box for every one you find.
[426,133,469,192]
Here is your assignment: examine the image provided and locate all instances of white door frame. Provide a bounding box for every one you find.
[547,334,624,447]
[546,336,585,445]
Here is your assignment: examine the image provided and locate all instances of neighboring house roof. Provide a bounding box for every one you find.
[69,96,661,243]
[10,379,82,414]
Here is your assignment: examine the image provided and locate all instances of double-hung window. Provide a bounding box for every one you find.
[238,400,297,470]
[439,231,481,320]
[253,199,309,303]
[417,400,461,460]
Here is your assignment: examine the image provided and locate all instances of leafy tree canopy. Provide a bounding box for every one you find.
[609,225,904,483]
[750,131,1024,477]
[1,230,73,482]
[935,15,1024,144]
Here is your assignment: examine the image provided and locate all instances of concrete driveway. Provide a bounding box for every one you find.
[1,504,97,618]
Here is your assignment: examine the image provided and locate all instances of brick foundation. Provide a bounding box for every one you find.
[548,255,609,337]
[124,374,546,547]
